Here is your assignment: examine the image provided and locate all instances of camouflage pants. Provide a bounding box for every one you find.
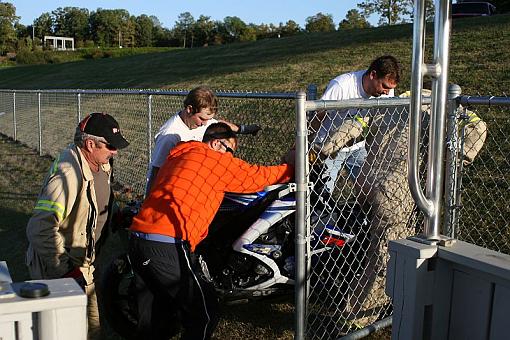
[85,282,101,340]
[345,189,415,326]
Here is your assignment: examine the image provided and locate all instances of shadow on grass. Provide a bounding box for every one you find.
[0,205,32,282]
[213,295,294,340]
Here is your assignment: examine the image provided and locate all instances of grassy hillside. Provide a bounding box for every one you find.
[0,15,509,95]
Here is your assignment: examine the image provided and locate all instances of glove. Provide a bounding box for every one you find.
[64,266,86,289]
[237,124,262,136]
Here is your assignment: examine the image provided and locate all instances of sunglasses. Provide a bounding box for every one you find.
[99,140,117,151]
[219,140,234,154]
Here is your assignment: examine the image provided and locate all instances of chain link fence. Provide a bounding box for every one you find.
[0,89,296,197]
[303,98,418,339]
[0,88,508,339]
[446,96,510,255]
[298,91,509,339]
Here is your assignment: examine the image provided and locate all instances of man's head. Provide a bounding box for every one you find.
[363,55,401,97]
[181,86,219,129]
[74,112,129,168]
[202,122,238,154]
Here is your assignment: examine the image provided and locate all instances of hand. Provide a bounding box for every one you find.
[237,124,262,136]
[64,266,86,289]
[281,147,296,167]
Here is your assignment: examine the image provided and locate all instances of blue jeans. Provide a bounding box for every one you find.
[323,143,367,193]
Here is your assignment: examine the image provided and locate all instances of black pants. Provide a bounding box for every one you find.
[128,236,219,340]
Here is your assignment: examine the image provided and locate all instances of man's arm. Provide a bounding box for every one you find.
[26,165,78,278]
[147,133,181,196]
[145,166,160,196]
[320,117,367,157]
[221,155,293,193]
[462,110,487,165]
[218,120,261,136]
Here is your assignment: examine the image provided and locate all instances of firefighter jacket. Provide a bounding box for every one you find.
[26,144,113,284]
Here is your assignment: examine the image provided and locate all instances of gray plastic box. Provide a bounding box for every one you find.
[0,277,87,340]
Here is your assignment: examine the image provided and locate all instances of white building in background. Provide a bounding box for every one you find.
[43,36,75,51]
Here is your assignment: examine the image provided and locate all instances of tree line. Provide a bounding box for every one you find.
[1,0,507,54]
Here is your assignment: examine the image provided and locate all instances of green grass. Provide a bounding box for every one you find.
[0,137,54,281]
[0,15,508,95]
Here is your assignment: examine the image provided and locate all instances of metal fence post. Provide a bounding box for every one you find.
[12,92,16,141]
[444,84,462,237]
[409,0,452,241]
[147,94,153,172]
[294,91,307,340]
[77,93,82,123]
[38,92,42,156]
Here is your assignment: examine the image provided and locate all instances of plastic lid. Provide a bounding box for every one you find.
[19,282,50,298]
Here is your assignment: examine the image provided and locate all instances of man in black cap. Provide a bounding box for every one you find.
[26,112,129,339]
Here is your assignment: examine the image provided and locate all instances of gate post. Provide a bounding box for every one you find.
[294,91,308,340]
[12,92,16,141]
[38,92,42,156]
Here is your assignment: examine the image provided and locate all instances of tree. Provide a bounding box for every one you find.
[357,0,432,25]
[193,15,215,46]
[153,26,173,46]
[174,12,195,48]
[339,9,371,30]
[15,22,32,50]
[49,7,90,43]
[403,0,435,22]
[280,20,301,36]
[135,14,153,47]
[0,2,19,53]
[90,9,130,47]
[64,7,90,42]
[358,0,405,25]
[239,24,257,42]
[223,16,247,42]
[305,12,335,33]
[33,12,53,39]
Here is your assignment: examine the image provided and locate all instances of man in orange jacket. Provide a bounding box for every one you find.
[129,122,294,339]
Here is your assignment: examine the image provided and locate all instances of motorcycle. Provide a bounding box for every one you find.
[102,177,368,339]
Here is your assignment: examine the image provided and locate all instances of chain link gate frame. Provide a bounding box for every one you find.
[445,95,510,255]
[296,94,428,340]
[294,88,508,339]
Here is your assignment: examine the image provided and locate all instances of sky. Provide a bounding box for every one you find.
[10,0,379,29]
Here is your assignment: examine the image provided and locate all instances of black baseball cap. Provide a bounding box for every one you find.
[202,122,237,142]
[79,113,129,149]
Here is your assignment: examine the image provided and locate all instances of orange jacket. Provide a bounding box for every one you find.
[131,141,293,250]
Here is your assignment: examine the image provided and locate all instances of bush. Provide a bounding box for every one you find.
[15,50,46,64]
[13,47,179,65]
[85,49,106,59]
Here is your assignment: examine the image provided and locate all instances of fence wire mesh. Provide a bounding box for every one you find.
[305,101,421,338]
[0,90,296,197]
[303,94,506,339]
[448,98,510,255]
